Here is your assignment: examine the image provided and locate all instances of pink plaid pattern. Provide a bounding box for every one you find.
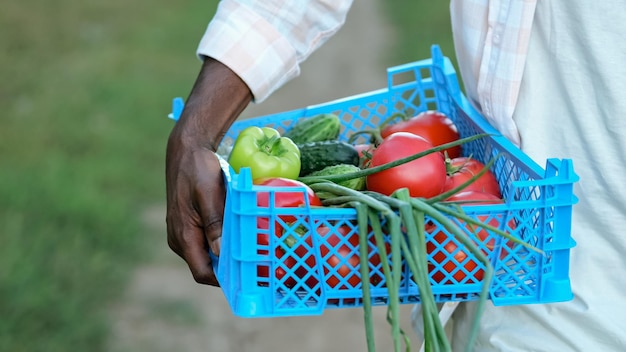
[451,0,537,145]
[198,0,536,144]
[197,0,353,102]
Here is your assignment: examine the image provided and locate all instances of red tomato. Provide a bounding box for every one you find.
[447,191,517,258]
[254,178,322,288]
[353,144,374,168]
[254,177,321,251]
[445,190,503,205]
[316,225,388,289]
[254,177,321,259]
[289,224,391,292]
[443,157,501,197]
[256,248,299,287]
[366,132,447,198]
[427,225,482,284]
[427,191,516,284]
[380,111,461,159]
[445,191,506,251]
[318,225,361,289]
[256,218,299,287]
[255,177,322,224]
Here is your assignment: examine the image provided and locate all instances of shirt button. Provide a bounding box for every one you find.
[493,24,504,44]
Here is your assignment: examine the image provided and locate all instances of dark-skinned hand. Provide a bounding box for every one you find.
[166,58,251,286]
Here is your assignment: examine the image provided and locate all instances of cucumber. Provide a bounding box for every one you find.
[307,164,365,191]
[283,113,341,144]
[297,140,360,176]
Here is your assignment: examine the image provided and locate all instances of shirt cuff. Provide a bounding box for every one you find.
[196,1,300,103]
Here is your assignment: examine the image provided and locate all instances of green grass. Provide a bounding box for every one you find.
[0,1,457,351]
[1,0,216,350]
[384,0,455,60]
[381,0,458,80]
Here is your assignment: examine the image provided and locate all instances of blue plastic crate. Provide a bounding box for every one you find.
[169,45,579,318]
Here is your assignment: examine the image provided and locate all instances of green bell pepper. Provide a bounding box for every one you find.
[228,126,301,180]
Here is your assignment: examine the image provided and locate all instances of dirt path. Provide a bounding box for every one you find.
[108,2,416,351]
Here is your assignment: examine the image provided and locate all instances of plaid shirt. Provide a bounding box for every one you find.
[197,0,537,144]
[197,0,353,103]
[451,0,537,145]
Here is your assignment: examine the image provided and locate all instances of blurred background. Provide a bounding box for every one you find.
[1,0,455,351]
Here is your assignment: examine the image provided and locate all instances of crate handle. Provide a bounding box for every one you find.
[168,97,184,121]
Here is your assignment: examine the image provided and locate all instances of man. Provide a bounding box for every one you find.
[166,1,626,350]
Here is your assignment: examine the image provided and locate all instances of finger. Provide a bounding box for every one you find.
[180,225,220,286]
[166,210,219,286]
[199,192,224,257]
[195,154,227,257]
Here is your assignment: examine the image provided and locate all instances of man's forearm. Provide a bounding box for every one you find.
[173,57,252,151]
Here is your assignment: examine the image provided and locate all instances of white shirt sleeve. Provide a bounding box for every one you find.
[197,0,354,102]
